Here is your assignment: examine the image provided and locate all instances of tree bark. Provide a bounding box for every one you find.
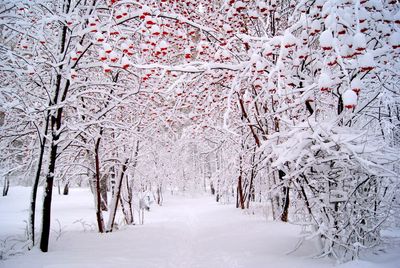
[94,133,105,233]
[2,175,9,196]
[39,0,71,248]
[106,159,128,232]
[100,174,108,211]
[29,113,50,248]
[40,75,71,252]
[237,175,246,209]
[210,182,215,195]
[279,170,290,222]
[62,182,69,195]
[246,149,257,209]
[120,194,134,225]
[40,139,58,252]
[156,185,163,205]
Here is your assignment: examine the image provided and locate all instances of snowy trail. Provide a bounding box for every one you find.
[1,190,400,268]
[149,196,324,268]
[147,197,250,268]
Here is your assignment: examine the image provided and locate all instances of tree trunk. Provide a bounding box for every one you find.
[156,185,163,205]
[40,140,58,252]
[280,186,290,222]
[63,182,69,195]
[118,174,134,225]
[110,167,116,196]
[106,159,128,232]
[280,170,290,222]
[210,182,215,195]
[100,174,108,211]
[237,175,245,209]
[121,139,140,221]
[120,194,134,225]
[29,113,50,248]
[126,190,134,224]
[246,157,256,209]
[94,134,105,233]
[2,175,9,196]
[268,163,280,220]
[39,3,71,249]
[40,75,69,252]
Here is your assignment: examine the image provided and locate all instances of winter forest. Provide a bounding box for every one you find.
[0,0,399,267]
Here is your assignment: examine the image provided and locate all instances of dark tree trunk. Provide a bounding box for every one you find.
[120,194,134,225]
[236,187,239,208]
[156,185,163,205]
[40,74,69,252]
[210,182,215,195]
[29,113,50,247]
[94,134,105,233]
[279,170,290,222]
[299,175,313,217]
[119,139,139,224]
[246,174,254,209]
[215,177,220,203]
[40,79,71,252]
[237,175,245,209]
[236,149,246,209]
[110,167,116,196]
[2,175,9,196]
[107,159,128,232]
[40,140,58,252]
[63,182,69,195]
[39,0,71,248]
[246,152,256,209]
[118,171,134,225]
[280,186,290,222]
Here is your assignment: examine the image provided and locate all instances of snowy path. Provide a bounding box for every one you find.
[1,189,400,268]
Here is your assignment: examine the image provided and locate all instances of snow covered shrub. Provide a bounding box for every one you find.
[268,120,399,261]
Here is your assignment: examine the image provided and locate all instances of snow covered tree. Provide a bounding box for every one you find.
[256,0,400,260]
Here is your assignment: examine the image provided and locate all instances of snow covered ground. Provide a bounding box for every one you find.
[1,187,400,268]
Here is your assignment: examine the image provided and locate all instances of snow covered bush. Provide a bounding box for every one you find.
[266,119,399,260]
